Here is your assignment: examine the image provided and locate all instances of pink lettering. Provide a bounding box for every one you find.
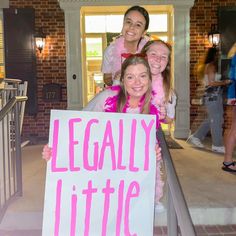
[83,119,99,171]
[52,120,68,172]
[54,179,62,236]
[116,180,124,236]
[117,120,126,170]
[99,121,116,170]
[101,179,115,236]
[82,180,98,236]
[69,118,82,171]
[124,181,140,236]
[70,185,77,236]
[129,120,138,172]
[141,119,155,171]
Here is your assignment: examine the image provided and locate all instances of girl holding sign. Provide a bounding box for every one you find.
[102,5,150,86]
[43,55,162,160]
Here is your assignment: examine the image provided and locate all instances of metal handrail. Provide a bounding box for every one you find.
[157,128,196,236]
[0,94,28,222]
[3,78,22,84]
[0,96,28,121]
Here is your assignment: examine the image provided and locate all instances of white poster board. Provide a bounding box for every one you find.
[42,110,156,236]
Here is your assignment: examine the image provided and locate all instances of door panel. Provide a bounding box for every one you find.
[3,8,37,115]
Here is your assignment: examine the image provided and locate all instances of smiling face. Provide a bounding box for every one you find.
[121,10,147,44]
[146,42,170,76]
[123,63,150,101]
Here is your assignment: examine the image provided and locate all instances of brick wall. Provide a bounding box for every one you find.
[190,0,235,135]
[10,0,67,141]
[8,0,235,140]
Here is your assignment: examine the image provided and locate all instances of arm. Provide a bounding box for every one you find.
[82,90,109,112]
[208,80,231,87]
[102,46,113,86]
[155,143,162,161]
[103,73,113,86]
[161,93,177,124]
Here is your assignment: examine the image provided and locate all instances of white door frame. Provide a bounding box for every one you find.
[58,0,195,139]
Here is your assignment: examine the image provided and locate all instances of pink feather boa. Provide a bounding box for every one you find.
[104,85,160,129]
[152,74,165,106]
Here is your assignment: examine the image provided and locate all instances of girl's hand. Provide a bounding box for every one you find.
[155,144,162,162]
[114,70,121,81]
[42,144,52,161]
[225,79,233,85]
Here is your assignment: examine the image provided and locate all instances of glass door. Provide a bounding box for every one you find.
[84,35,106,104]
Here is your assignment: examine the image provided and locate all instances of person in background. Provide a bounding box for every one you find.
[222,42,236,172]
[142,39,176,213]
[187,47,231,153]
[102,5,149,86]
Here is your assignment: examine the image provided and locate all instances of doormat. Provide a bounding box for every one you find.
[165,136,183,149]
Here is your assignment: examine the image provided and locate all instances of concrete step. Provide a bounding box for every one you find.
[155,207,236,226]
[0,212,43,230]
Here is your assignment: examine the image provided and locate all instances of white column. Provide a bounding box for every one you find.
[173,6,191,139]
[0,0,9,8]
[64,10,83,110]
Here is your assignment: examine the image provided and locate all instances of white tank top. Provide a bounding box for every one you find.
[203,73,221,87]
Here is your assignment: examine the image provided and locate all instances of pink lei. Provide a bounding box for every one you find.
[151,74,165,106]
[104,86,160,129]
[111,35,149,75]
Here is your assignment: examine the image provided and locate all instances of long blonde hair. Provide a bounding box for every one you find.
[117,55,152,114]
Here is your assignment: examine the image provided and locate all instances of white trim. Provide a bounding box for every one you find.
[0,0,9,8]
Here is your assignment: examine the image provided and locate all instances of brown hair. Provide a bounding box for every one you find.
[117,55,152,114]
[124,5,149,31]
[142,39,173,102]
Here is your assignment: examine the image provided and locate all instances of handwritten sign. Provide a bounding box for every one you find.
[42,110,156,236]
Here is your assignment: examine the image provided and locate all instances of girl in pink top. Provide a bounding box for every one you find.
[102,6,150,86]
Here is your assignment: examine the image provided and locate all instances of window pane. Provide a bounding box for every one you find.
[85,16,106,33]
[106,15,123,32]
[86,38,103,58]
[85,13,169,33]
[149,14,168,32]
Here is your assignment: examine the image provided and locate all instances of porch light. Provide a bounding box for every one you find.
[208,24,220,47]
[35,28,46,53]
